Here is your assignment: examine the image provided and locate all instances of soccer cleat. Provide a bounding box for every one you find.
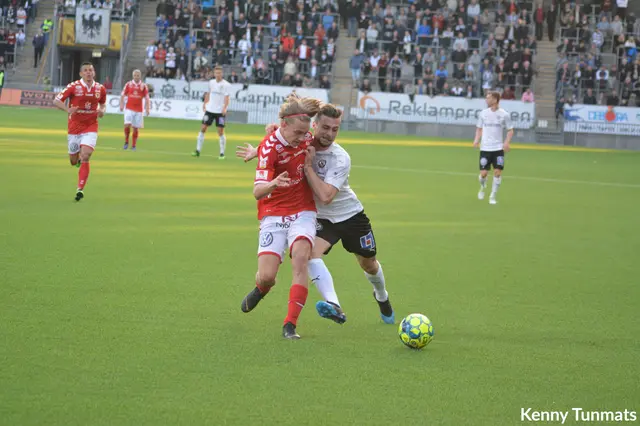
[123,142,128,150]
[74,189,84,202]
[241,287,265,313]
[489,194,497,205]
[218,154,225,160]
[374,293,395,324]
[477,189,485,200]
[192,150,200,157]
[315,301,347,324]
[282,322,300,340]
[131,147,137,152]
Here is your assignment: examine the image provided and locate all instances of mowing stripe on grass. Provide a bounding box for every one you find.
[0,126,623,153]
[2,137,638,189]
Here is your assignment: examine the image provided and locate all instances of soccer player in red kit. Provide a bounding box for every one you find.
[240,95,323,340]
[119,69,150,151]
[53,62,107,201]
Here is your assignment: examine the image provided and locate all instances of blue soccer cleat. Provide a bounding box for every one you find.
[123,142,128,150]
[315,301,347,324]
[374,293,395,324]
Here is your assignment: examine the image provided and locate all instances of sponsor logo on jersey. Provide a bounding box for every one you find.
[256,170,268,180]
[275,144,285,153]
[259,232,274,247]
[259,157,268,169]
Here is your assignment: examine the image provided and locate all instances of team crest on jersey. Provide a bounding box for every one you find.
[259,157,268,169]
[360,231,376,250]
[95,91,101,99]
[317,159,326,169]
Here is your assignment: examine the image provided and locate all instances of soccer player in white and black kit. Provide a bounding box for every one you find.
[237,103,395,324]
[193,66,231,159]
[473,91,514,205]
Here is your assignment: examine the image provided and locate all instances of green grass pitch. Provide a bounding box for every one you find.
[0,106,639,425]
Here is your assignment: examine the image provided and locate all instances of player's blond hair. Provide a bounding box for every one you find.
[214,65,223,72]
[317,103,343,120]
[278,93,322,124]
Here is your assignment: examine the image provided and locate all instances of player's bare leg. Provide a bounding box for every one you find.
[123,123,131,150]
[75,145,93,201]
[478,170,489,200]
[217,126,226,159]
[69,153,81,168]
[357,255,395,324]
[283,238,312,339]
[310,237,346,324]
[241,254,279,313]
[193,123,208,157]
[490,169,502,205]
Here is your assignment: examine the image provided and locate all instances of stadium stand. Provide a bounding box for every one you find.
[138,0,339,88]
[555,0,640,107]
[345,0,537,99]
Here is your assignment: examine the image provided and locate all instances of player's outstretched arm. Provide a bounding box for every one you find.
[303,147,338,205]
[253,172,290,200]
[236,143,258,162]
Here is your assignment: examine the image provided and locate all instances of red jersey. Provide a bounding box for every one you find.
[254,128,316,220]
[55,80,107,135]
[122,80,148,113]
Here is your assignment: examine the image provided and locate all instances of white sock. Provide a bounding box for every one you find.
[491,176,502,195]
[479,174,487,189]
[196,132,205,152]
[219,134,226,156]
[365,261,388,302]
[308,258,340,306]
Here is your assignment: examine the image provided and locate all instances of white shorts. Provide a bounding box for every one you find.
[68,132,97,154]
[257,211,317,262]
[124,109,144,128]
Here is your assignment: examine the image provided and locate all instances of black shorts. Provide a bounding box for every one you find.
[316,211,377,258]
[479,150,505,171]
[202,112,226,128]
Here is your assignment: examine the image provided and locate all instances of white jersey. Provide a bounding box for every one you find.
[312,143,364,223]
[205,79,232,113]
[476,107,513,152]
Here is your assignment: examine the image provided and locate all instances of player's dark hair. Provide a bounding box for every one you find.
[488,91,501,103]
[317,103,343,120]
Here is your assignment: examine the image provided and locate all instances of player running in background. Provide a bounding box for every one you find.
[237,103,395,325]
[120,69,150,151]
[473,91,514,205]
[193,66,231,159]
[53,62,107,202]
[240,95,322,340]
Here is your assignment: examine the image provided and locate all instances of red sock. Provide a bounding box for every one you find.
[124,127,130,142]
[78,162,90,190]
[132,128,139,147]
[284,284,308,326]
[257,281,272,295]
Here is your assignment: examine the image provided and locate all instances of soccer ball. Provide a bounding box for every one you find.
[398,313,434,350]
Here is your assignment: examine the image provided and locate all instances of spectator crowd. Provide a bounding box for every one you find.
[555,0,640,108]
[145,0,337,89]
[347,0,539,101]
